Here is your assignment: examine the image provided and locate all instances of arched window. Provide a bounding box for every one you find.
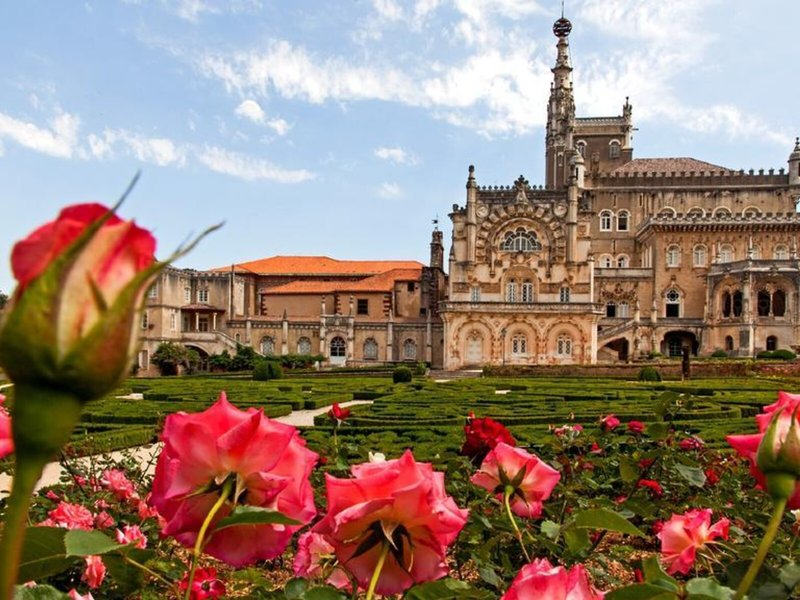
[743,206,761,218]
[511,334,527,355]
[750,245,761,260]
[713,207,732,218]
[506,279,517,302]
[599,210,613,232]
[774,289,786,317]
[617,210,630,232]
[693,245,707,267]
[757,290,771,316]
[297,336,312,355]
[609,140,621,159]
[261,336,275,356]
[666,245,681,267]
[363,338,378,360]
[556,334,573,357]
[733,291,743,317]
[599,255,613,268]
[521,279,534,303]
[774,244,789,260]
[606,302,617,318]
[234,333,241,343]
[330,336,346,358]
[658,207,677,218]
[618,302,630,318]
[718,244,734,263]
[616,255,629,268]
[403,339,417,360]
[665,289,681,318]
[722,291,732,317]
[559,287,571,303]
[502,228,542,252]
[766,336,778,351]
[725,336,734,351]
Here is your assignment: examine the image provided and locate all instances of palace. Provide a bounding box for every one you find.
[137,16,800,374]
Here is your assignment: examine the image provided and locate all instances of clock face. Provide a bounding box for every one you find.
[476,204,489,219]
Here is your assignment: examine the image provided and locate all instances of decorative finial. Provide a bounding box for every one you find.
[554,1,571,37]
[561,0,565,18]
[432,215,439,231]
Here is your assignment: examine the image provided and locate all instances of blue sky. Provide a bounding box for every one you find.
[1,0,799,294]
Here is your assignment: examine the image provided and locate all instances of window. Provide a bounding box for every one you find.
[147,283,158,299]
[757,290,771,316]
[559,287,570,303]
[506,280,517,302]
[261,336,275,356]
[407,282,415,293]
[722,292,733,317]
[198,288,209,303]
[198,316,209,332]
[599,255,613,268]
[599,210,613,232]
[511,334,527,355]
[234,333,241,343]
[713,207,731,218]
[141,311,149,329]
[617,210,629,232]
[774,290,786,317]
[750,245,761,260]
[357,299,369,315]
[556,335,573,357]
[743,207,761,218]
[521,280,534,303]
[138,349,149,370]
[169,312,176,331]
[665,289,681,318]
[733,291,743,317]
[403,339,417,360]
[616,255,629,268]
[693,245,707,267]
[606,302,616,318]
[618,302,630,318]
[725,336,734,352]
[470,286,481,302]
[363,338,378,360]
[658,207,677,218]
[298,337,312,355]
[767,336,778,351]
[609,140,621,159]
[502,228,542,252]
[719,244,734,263]
[184,287,191,303]
[330,336,346,358]
[668,338,683,357]
[774,244,790,260]
[666,245,680,267]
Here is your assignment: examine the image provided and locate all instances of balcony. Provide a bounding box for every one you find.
[440,301,604,315]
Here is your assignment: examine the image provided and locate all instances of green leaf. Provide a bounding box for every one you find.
[284,578,309,599]
[13,585,69,600]
[779,563,800,590]
[103,548,157,596]
[685,578,734,600]
[16,527,73,584]
[404,578,493,599]
[606,583,679,600]
[214,505,301,532]
[301,587,348,600]
[541,519,561,540]
[640,556,679,591]
[65,529,123,556]
[674,464,707,488]
[619,457,641,483]
[572,508,645,537]
[648,422,670,440]
[564,525,590,554]
[477,564,503,589]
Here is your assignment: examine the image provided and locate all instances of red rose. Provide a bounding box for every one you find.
[600,414,620,431]
[627,420,646,434]
[637,479,663,498]
[179,567,226,600]
[328,403,351,422]
[461,416,516,462]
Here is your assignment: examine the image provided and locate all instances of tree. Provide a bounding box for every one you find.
[151,342,193,376]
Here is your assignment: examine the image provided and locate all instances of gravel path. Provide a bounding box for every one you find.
[0,399,373,498]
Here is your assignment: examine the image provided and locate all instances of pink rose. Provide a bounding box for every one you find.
[101,469,137,502]
[627,420,645,434]
[600,415,620,431]
[81,556,106,589]
[43,502,94,530]
[0,203,158,401]
[312,450,468,596]
[179,567,226,600]
[471,443,561,518]
[728,391,800,507]
[0,394,12,459]
[501,558,604,600]
[658,509,729,575]
[293,532,351,590]
[94,511,115,529]
[151,392,318,567]
[116,525,147,549]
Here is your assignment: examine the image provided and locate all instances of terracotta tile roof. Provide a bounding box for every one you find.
[612,158,729,174]
[210,255,424,275]
[267,268,422,295]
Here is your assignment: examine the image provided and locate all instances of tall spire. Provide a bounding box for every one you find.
[545,10,575,190]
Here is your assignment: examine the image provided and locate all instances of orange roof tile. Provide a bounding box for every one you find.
[210,255,424,275]
[267,268,422,295]
[612,157,729,174]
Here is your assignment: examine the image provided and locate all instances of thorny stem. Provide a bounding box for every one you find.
[183,478,234,600]
[365,543,390,600]
[503,486,531,563]
[733,497,787,600]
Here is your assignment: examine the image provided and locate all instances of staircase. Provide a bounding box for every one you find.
[597,319,637,345]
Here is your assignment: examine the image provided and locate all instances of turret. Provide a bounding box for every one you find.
[430,229,444,271]
[465,165,477,264]
[545,15,575,190]
[789,137,800,187]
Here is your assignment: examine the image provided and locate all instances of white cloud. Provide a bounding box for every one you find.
[195,146,315,183]
[234,99,292,135]
[0,110,80,158]
[88,129,187,166]
[377,182,402,198]
[374,146,418,165]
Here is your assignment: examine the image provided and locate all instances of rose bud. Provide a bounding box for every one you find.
[757,406,800,501]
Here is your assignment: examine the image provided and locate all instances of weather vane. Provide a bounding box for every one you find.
[432,215,439,231]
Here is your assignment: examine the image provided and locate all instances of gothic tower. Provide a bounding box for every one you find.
[545,15,575,190]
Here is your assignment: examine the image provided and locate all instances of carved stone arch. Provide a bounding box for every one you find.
[543,320,587,362]
[451,320,493,366]
[477,213,565,262]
